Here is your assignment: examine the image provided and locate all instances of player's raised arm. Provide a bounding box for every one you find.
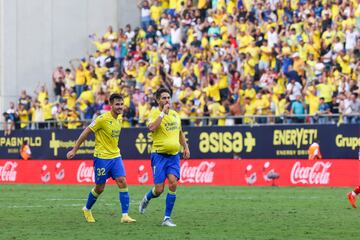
[148,103,170,132]
[66,127,92,159]
[179,130,190,159]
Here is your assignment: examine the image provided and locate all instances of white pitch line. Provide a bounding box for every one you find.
[45,199,140,203]
[2,201,140,209]
[46,198,87,201]
[6,203,83,208]
[179,195,322,200]
[0,195,324,209]
[0,198,86,201]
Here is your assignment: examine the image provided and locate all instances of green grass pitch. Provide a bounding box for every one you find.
[0,184,358,240]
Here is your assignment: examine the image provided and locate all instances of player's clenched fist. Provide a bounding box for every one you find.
[163,103,170,114]
[183,146,190,159]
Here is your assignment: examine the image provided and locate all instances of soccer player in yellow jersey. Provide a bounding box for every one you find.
[66,93,136,224]
[139,88,190,227]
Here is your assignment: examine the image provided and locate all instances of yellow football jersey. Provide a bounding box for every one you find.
[147,108,181,155]
[89,111,122,159]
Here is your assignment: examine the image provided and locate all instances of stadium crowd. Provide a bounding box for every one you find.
[2,0,360,133]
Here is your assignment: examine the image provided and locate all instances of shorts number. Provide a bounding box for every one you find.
[97,168,105,176]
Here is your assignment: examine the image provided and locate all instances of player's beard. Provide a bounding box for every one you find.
[112,107,122,117]
[160,102,169,111]
[115,108,123,116]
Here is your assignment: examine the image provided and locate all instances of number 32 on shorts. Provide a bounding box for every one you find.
[97,168,105,176]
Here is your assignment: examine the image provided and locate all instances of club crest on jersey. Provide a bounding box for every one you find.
[111,130,120,137]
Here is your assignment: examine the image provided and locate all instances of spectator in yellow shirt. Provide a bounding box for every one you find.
[93,35,112,53]
[316,77,334,104]
[56,107,68,129]
[273,93,288,123]
[243,97,255,124]
[103,26,117,41]
[208,97,221,126]
[206,78,221,102]
[292,52,305,77]
[150,0,163,24]
[77,86,95,120]
[259,41,272,71]
[35,85,49,105]
[70,59,88,98]
[303,85,320,123]
[42,97,54,128]
[66,109,81,129]
[95,61,108,81]
[244,82,256,101]
[29,100,44,129]
[18,104,29,129]
[136,97,150,127]
[254,91,270,124]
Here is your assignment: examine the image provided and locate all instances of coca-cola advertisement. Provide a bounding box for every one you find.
[77,162,95,183]
[180,161,215,184]
[0,161,18,182]
[0,159,359,187]
[290,161,332,185]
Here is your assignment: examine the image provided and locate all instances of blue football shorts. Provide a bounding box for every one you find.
[150,153,180,184]
[93,157,126,184]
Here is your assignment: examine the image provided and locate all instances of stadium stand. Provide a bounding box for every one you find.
[2,0,360,132]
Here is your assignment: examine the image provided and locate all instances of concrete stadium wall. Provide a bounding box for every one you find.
[0,0,139,115]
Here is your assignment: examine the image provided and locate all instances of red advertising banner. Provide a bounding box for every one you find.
[0,159,359,187]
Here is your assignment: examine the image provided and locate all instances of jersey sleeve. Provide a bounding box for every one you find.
[89,115,103,132]
[147,109,158,127]
[177,111,182,131]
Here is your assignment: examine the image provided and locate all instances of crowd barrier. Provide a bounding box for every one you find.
[0,124,359,159]
[0,159,358,187]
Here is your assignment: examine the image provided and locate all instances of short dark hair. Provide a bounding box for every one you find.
[155,88,171,100]
[109,93,123,103]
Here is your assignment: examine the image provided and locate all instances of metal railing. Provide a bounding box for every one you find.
[1,113,359,130]
[180,113,360,126]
